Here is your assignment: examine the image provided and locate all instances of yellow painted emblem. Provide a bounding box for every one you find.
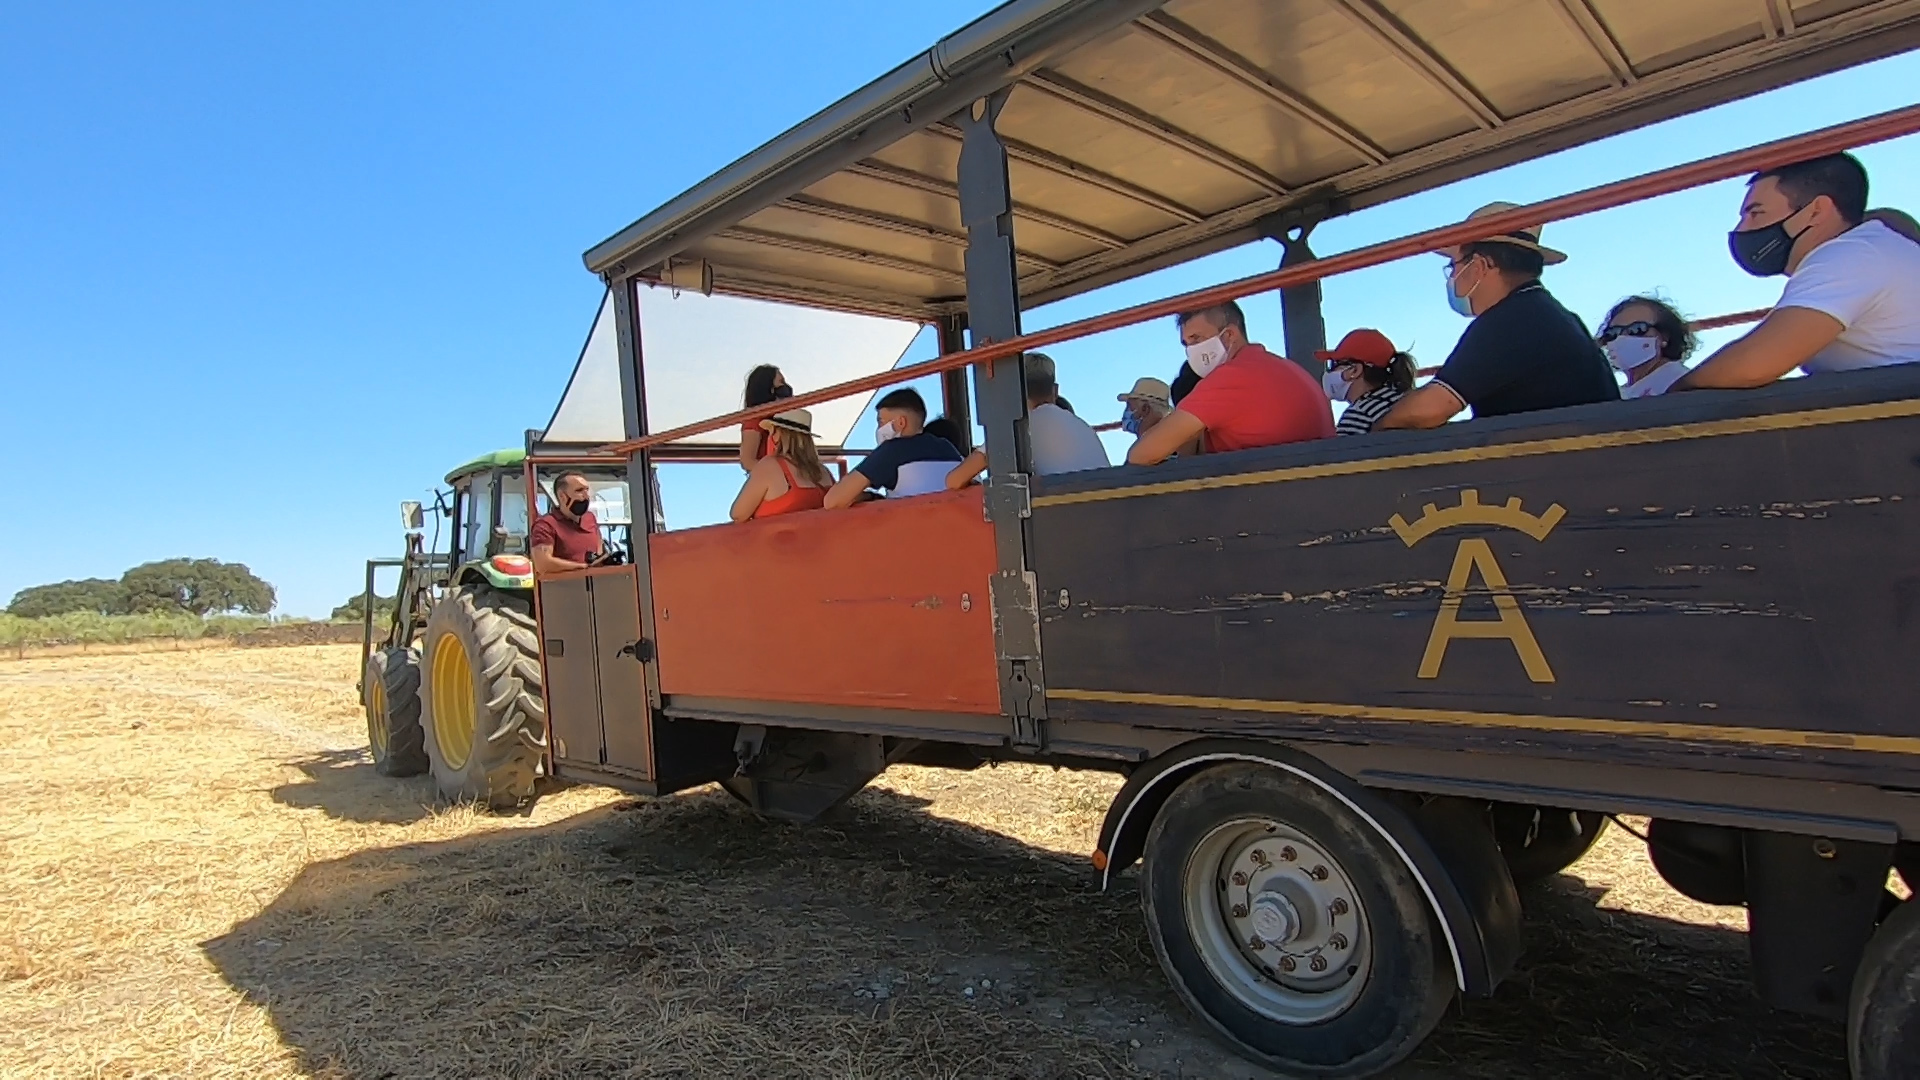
[1389,490,1565,683]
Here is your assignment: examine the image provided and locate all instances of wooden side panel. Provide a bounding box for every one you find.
[536,576,604,769]
[649,488,1001,713]
[1031,369,1920,785]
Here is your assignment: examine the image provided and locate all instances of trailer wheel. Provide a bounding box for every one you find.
[1141,764,1453,1077]
[420,585,547,810]
[1491,804,1607,886]
[1850,897,1920,1080]
[363,646,428,777]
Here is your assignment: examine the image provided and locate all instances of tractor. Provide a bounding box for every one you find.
[357,450,635,808]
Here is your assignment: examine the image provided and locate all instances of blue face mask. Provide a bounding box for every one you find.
[1444,259,1481,318]
[1120,410,1142,436]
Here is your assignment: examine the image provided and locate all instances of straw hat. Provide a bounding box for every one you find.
[1461,201,1567,264]
[758,407,814,435]
[1117,377,1173,406]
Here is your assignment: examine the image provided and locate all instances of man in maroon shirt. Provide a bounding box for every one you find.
[1126,301,1333,465]
[531,472,604,574]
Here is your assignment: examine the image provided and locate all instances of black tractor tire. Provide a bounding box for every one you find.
[364,646,428,776]
[1491,804,1608,886]
[1851,896,1920,1080]
[1141,764,1455,1078]
[419,585,547,810]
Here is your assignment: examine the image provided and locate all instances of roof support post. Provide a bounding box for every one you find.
[956,90,1047,751]
[610,275,664,710]
[938,314,974,453]
[1277,222,1328,379]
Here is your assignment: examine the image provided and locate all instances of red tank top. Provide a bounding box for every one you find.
[754,458,826,518]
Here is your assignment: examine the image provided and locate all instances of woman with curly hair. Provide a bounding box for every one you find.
[1597,295,1696,399]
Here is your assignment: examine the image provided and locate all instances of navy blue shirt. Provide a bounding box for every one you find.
[1433,283,1619,418]
[854,432,962,497]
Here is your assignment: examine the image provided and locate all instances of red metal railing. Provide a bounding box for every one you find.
[595,103,1920,457]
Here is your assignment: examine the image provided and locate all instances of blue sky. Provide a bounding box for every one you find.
[4,4,1916,617]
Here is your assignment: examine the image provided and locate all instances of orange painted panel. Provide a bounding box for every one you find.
[648,488,1002,714]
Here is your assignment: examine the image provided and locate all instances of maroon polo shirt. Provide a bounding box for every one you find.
[531,509,601,564]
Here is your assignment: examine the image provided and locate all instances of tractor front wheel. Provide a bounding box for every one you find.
[363,646,427,777]
[419,586,547,809]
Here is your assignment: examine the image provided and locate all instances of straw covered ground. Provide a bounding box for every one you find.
[0,644,1855,1078]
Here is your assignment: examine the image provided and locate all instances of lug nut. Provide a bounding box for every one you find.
[1309,865,1329,881]
[1279,956,1297,972]
[1251,849,1270,866]
[1329,933,1348,950]
[1232,871,1248,886]
[1330,898,1349,916]
[1279,846,1297,862]
[1231,904,1248,918]
[1310,956,1328,973]
[1249,938,1266,952]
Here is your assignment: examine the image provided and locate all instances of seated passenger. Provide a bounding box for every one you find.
[1319,329,1415,436]
[1598,296,1696,399]
[1378,203,1618,429]
[824,388,962,508]
[531,471,603,574]
[1867,208,1920,244]
[1117,377,1173,439]
[1126,301,1333,465]
[738,364,794,471]
[1679,154,1920,388]
[946,353,1109,488]
[924,416,968,455]
[729,408,831,522]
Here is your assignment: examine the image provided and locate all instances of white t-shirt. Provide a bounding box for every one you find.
[1027,402,1110,475]
[1776,220,1920,374]
[1621,361,1689,399]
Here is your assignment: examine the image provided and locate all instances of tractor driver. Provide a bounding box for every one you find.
[531,472,604,574]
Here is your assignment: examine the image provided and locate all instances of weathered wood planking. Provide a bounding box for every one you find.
[1032,366,1920,786]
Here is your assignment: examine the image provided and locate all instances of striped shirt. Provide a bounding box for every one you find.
[1335,386,1404,436]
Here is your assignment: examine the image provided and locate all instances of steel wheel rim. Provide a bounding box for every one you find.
[430,634,475,771]
[368,680,389,756]
[1183,816,1371,1025]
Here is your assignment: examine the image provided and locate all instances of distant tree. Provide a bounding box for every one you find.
[120,559,275,616]
[331,591,396,623]
[6,578,129,618]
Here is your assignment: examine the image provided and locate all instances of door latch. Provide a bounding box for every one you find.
[616,639,655,663]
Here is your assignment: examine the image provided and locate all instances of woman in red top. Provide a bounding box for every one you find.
[738,365,792,471]
[729,408,833,521]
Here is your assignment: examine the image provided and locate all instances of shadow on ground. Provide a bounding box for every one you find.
[206,786,1845,1079]
[269,748,442,826]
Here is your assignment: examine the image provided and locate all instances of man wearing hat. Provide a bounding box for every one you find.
[1378,201,1618,430]
[1117,377,1174,438]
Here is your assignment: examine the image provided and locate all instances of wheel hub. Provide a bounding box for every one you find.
[1186,818,1373,1024]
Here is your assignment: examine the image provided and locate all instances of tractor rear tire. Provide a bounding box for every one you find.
[420,585,546,809]
[364,646,428,776]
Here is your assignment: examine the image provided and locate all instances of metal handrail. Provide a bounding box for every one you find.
[596,103,1920,457]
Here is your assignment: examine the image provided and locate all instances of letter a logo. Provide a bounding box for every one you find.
[1388,490,1564,684]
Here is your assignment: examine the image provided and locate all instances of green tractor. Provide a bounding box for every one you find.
[359,450,547,809]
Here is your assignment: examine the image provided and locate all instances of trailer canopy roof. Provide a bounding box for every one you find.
[585,0,1920,320]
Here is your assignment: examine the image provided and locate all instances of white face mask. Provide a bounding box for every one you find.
[1185,333,1230,378]
[1603,334,1661,373]
[875,419,900,443]
[1321,365,1355,403]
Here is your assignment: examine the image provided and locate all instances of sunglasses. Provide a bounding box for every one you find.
[1596,320,1659,344]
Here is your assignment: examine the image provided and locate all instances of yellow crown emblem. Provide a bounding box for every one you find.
[1388,489,1566,547]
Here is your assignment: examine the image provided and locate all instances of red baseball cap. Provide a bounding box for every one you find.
[1315,328,1397,368]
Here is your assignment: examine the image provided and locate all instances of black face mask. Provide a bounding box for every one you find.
[1729,204,1809,278]
[568,498,590,517]
[772,384,794,400]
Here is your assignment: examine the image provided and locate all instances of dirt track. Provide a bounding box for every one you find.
[0,644,1854,1078]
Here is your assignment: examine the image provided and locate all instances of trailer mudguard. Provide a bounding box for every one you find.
[1095,738,1523,997]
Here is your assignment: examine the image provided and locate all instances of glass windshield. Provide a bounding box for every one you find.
[588,480,631,526]
[499,479,530,554]
[462,479,494,561]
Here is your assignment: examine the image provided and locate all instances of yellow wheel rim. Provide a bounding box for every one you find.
[431,634,476,771]
[369,680,389,756]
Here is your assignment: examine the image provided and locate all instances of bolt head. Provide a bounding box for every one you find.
[1278,956,1296,972]
[1231,904,1248,918]
[1329,933,1348,950]
[1232,871,1248,886]
[1249,938,1266,952]
[1310,955,1328,973]
[1279,846,1297,862]
[1309,865,1329,881]
[1330,898,1350,916]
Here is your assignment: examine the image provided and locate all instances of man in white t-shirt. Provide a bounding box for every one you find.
[1679,153,1920,389]
[946,352,1109,488]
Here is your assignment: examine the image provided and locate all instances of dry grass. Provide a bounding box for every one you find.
[0,644,1858,1079]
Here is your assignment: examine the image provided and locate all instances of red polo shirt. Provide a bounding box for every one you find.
[1178,343,1334,452]
[531,509,601,564]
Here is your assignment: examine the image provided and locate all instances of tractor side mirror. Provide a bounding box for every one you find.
[400,501,425,533]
